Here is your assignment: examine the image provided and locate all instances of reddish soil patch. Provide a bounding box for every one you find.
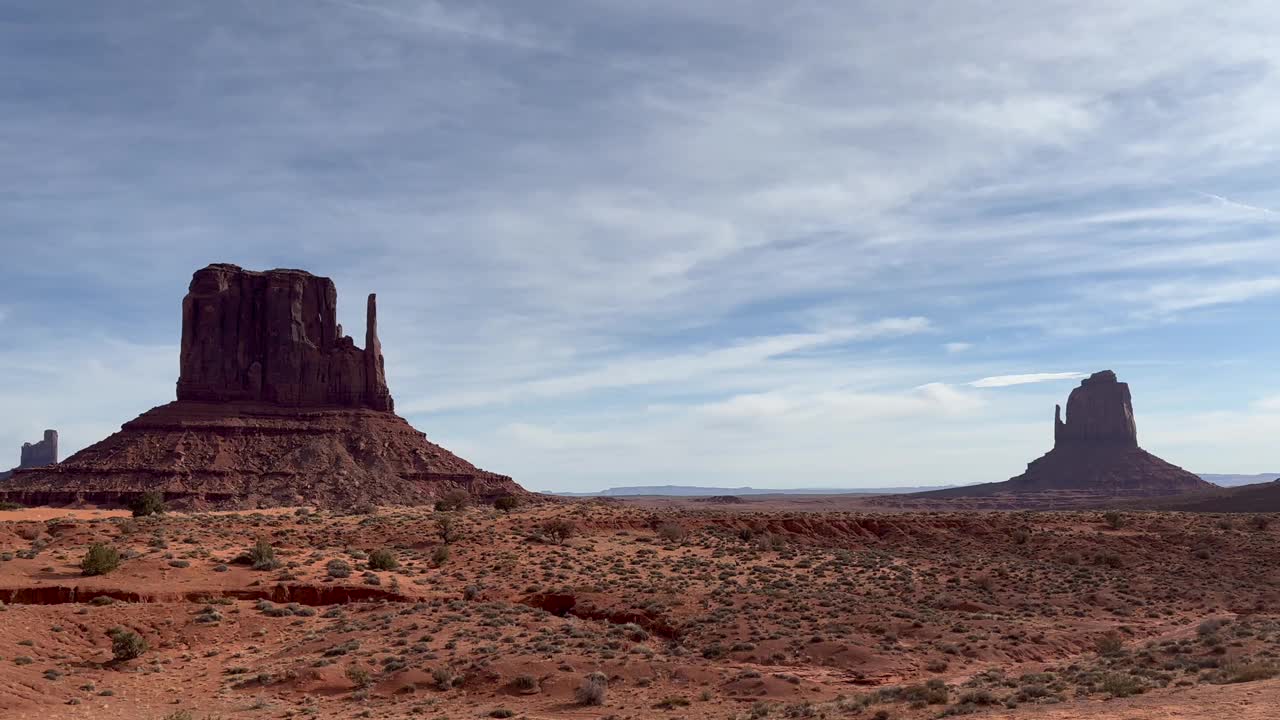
[1,503,1278,719]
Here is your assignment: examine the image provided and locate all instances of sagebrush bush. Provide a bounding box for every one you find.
[249,537,281,570]
[576,671,608,706]
[130,491,166,517]
[81,543,121,576]
[367,548,398,571]
[494,495,520,512]
[540,518,576,545]
[326,559,352,578]
[107,626,147,661]
[431,545,451,566]
[1096,631,1126,656]
[436,514,460,543]
[435,489,469,512]
[657,523,688,543]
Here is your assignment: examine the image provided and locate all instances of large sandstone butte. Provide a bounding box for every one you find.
[0,264,524,509]
[916,370,1211,500]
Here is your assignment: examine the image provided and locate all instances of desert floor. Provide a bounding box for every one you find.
[1,500,1278,719]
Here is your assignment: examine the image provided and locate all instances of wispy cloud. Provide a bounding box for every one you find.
[402,317,932,413]
[3,2,1280,489]
[968,372,1086,388]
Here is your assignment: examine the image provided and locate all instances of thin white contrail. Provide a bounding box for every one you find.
[1194,190,1278,216]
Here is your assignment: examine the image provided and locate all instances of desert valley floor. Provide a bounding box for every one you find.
[2,500,1279,719]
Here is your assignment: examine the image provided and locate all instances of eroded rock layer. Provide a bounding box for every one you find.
[1,402,520,510]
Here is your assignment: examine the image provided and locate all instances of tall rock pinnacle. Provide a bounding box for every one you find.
[177,264,393,411]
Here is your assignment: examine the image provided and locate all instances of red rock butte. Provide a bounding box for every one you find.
[0,264,526,509]
[912,370,1211,500]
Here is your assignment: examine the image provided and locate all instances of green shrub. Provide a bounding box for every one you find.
[326,559,352,578]
[1220,660,1279,684]
[435,489,469,512]
[436,514,460,543]
[494,496,520,512]
[1102,511,1126,529]
[431,545,451,567]
[1099,672,1144,698]
[540,518,576,545]
[346,664,373,689]
[657,523,688,543]
[130,492,166,517]
[80,543,121,576]
[576,671,608,706]
[249,538,281,570]
[367,548,398,571]
[1096,631,1125,656]
[107,626,147,661]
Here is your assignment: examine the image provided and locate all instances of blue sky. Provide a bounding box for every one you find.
[2,1,1278,491]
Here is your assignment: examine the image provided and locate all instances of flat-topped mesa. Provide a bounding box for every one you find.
[176,264,394,411]
[1053,370,1138,448]
[19,430,58,469]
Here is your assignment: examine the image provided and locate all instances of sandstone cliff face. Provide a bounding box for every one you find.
[178,264,393,411]
[18,430,58,469]
[1054,370,1138,448]
[0,265,525,509]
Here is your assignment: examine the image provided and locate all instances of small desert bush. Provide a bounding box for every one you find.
[346,664,373,689]
[326,559,352,578]
[0,501,23,511]
[512,674,539,693]
[657,523,688,543]
[436,514,461,543]
[539,518,576,545]
[1099,672,1144,698]
[432,666,460,690]
[435,489,469,512]
[431,545,451,566]
[107,626,147,661]
[367,548,398,571]
[249,538,281,570]
[1096,631,1126,656]
[576,671,608,706]
[81,543,121,576]
[130,491,166,517]
[494,495,520,512]
[1219,659,1279,684]
[1251,515,1271,531]
[1102,511,1127,529]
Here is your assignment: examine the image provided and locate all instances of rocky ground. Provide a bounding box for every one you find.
[1,501,1278,719]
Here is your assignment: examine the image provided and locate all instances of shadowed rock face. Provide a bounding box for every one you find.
[19,430,58,469]
[178,264,393,412]
[1054,370,1138,448]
